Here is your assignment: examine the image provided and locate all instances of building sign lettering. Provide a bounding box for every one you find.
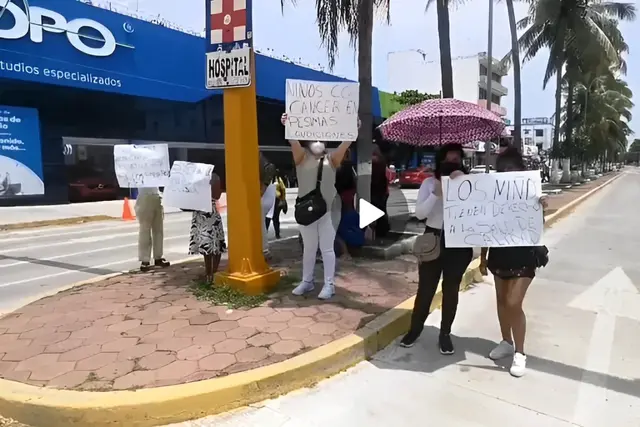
[0,3,124,57]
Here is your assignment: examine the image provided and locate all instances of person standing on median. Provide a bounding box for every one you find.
[135,187,170,272]
[281,113,358,300]
[400,143,473,355]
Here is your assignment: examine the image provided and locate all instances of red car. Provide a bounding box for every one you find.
[67,165,119,203]
[399,166,432,188]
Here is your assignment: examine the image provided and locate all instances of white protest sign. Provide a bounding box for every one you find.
[442,171,544,248]
[114,144,170,188]
[162,161,214,213]
[285,79,359,142]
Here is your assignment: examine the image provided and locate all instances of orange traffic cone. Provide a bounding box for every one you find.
[122,197,136,221]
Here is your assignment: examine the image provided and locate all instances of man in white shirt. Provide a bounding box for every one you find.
[135,187,170,271]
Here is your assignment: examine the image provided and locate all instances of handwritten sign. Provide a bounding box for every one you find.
[114,144,170,188]
[442,171,544,248]
[163,161,214,213]
[285,79,359,142]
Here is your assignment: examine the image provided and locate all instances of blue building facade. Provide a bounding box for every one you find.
[0,0,381,204]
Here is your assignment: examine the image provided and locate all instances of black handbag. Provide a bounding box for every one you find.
[294,157,327,226]
[533,246,549,268]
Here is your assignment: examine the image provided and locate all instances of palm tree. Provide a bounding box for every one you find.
[281,0,390,202]
[426,0,454,98]
[504,0,522,151]
[506,0,635,181]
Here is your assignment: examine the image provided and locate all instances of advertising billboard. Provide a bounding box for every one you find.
[0,105,45,197]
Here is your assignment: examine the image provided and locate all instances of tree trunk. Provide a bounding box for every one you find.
[356,0,374,203]
[436,0,454,98]
[505,0,522,152]
[552,59,562,156]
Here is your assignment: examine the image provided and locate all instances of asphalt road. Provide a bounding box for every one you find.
[0,189,420,315]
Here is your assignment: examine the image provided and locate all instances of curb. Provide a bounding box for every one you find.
[0,216,117,232]
[0,257,200,318]
[0,259,481,427]
[0,173,620,426]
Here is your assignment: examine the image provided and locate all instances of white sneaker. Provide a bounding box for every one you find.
[489,340,514,360]
[292,281,314,296]
[510,352,527,377]
[317,284,335,300]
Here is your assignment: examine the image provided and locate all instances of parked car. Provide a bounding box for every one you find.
[67,165,119,202]
[399,166,432,188]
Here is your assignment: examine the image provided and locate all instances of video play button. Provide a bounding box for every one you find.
[359,199,385,229]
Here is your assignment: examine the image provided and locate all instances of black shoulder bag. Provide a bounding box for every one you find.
[294,157,328,226]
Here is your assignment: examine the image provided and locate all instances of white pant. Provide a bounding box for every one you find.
[299,213,336,286]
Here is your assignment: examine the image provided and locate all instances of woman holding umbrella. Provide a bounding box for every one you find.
[399,143,474,353]
[378,98,507,353]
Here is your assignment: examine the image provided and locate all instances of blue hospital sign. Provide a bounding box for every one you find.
[0,106,45,197]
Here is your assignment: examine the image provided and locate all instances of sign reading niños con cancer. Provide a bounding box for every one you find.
[442,171,544,248]
[285,79,359,142]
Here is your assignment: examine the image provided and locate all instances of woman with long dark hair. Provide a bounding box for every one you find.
[487,146,548,377]
[400,143,474,354]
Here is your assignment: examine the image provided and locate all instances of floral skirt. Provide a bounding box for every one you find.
[188,209,226,256]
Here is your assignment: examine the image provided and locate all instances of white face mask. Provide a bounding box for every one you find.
[309,141,325,156]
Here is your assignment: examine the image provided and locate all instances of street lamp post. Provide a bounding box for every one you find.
[484,0,495,173]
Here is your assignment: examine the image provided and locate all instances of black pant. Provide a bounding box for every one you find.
[409,234,473,336]
[265,200,282,238]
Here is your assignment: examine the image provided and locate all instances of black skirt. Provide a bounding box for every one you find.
[487,246,538,280]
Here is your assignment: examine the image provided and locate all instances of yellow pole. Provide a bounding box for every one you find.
[215,50,281,294]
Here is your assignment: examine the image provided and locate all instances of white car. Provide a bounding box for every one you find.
[470,165,496,174]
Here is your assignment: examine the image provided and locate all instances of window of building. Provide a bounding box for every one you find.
[479,88,487,100]
[535,129,544,137]
[491,94,500,104]
[524,129,530,135]
[492,73,501,83]
[480,65,488,76]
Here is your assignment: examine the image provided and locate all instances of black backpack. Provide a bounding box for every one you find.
[294,157,328,226]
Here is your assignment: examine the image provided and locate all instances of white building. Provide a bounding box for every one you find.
[506,117,554,151]
[387,50,509,117]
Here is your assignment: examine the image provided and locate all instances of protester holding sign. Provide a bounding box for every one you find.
[281,112,359,301]
[486,147,548,378]
[400,144,474,354]
[188,172,226,283]
[136,187,170,272]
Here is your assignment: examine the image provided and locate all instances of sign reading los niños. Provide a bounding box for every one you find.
[0,2,125,57]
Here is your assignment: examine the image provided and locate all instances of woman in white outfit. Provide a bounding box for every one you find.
[281,113,358,300]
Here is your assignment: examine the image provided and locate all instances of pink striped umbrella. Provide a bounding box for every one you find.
[378,98,506,146]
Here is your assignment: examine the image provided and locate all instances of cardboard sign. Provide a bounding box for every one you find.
[442,171,544,247]
[163,161,215,213]
[114,143,170,188]
[285,79,359,141]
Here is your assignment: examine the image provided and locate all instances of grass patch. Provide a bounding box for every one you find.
[190,274,300,309]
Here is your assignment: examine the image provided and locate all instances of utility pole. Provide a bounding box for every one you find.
[484,0,494,173]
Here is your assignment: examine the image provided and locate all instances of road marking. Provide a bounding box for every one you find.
[569,267,640,425]
[0,236,187,269]
[0,215,191,243]
[0,233,299,289]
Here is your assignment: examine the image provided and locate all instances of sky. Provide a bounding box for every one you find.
[92,0,639,141]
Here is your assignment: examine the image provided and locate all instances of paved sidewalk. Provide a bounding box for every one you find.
[166,171,639,427]
[0,239,418,391]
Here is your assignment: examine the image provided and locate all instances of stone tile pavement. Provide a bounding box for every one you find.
[0,239,419,392]
[0,173,616,395]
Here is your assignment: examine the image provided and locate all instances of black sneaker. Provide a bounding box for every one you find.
[439,333,455,355]
[399,330,421,348]
[140,262,151,272]
[154,258,170,268]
